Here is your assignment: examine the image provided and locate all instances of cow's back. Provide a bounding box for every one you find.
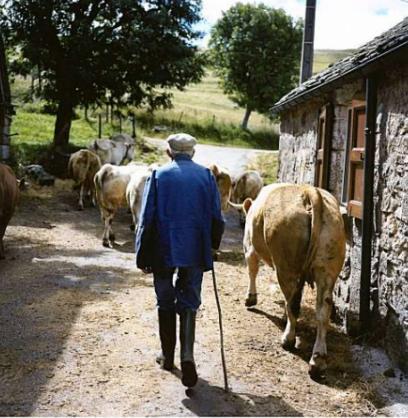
[247,184,345,278]
[0,164,19,224]
[262,185,314,276]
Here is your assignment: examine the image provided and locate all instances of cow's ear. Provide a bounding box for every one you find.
[243,198,253,214]
[209,164,219,177]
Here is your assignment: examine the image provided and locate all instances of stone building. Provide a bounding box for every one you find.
[271,18,408,370]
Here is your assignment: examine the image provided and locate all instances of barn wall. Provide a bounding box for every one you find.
[374,64,408,370]
[277,67,408,371]
[278,102,321,185]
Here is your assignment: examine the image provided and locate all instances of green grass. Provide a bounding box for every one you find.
[313,49,355,74]
[246,152,278,185]
[8,48,352,167]
[167,71,273,130]
[9,70,280,168]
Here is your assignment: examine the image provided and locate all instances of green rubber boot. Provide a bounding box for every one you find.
[156,309,176,371]
[180,310,198,387]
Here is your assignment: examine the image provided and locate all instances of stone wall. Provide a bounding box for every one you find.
[277,65,408,370]
[374,64,408,370]
[278,101,321,185]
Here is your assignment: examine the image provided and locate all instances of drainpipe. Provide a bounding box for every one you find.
[360,75,377,331]
[299,0,316,83]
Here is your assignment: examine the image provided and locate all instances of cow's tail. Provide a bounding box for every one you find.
[301,186,323,282]
[94,166,109,206]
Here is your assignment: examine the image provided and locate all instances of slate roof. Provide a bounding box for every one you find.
[271,17,408,113]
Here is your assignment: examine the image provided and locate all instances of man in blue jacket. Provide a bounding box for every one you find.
[135,133,225,388]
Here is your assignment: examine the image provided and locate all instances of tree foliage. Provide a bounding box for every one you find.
[209,3,303,128]
[1,0,204,147]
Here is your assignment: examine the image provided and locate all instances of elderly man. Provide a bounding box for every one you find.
[135,133,225,388]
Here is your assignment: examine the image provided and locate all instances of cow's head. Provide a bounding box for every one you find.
[209,164,232,212]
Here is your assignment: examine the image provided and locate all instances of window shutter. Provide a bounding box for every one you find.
[315,103,333,189]
[347,100,366,219]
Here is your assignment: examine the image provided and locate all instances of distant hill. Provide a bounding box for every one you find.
[313,49,355,74]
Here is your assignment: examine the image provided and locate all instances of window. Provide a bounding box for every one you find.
[314,104,333,189]
[345,100,366,219]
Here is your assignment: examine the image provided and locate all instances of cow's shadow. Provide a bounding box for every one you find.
[247,306,366,390]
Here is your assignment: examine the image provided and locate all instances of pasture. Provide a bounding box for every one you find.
[9,49,352,166]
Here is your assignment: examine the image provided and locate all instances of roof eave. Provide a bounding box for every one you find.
[271,40,408,115]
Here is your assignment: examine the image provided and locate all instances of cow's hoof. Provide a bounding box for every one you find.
[102,239,110,248]
[308,353,327,380]
[109,233,115,242]
[78,206,84,211]
[130,224,135,232]
[281,337,296,351]
[308,364,326,380]
[245,293,257,307]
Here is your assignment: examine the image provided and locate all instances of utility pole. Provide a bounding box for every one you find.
[0,32,12,163]
[299,0,316,84]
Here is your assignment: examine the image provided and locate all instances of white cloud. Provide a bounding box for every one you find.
[198,0,408,49]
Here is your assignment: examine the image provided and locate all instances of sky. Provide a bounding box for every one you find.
[197,0,408,50]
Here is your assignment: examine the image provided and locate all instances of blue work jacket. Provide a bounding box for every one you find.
[135,154,225,272]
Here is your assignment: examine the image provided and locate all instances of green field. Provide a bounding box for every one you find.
[313,49,354,73]
[9,49,352,166]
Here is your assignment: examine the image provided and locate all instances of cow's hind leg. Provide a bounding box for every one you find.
[309,269,336,379]
[101,209,115,247]
[78,184,85,210]
[245,251,259,307]
[0,223,8,259]
[276,270,299,351]
[0,233,5,259]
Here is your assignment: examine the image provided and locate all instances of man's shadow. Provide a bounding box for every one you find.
[171,369,302,416]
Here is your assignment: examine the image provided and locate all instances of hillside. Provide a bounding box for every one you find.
[313,49,355,73]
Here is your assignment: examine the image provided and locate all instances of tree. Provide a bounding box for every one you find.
[209,3,303,129]
[1,0,204,149]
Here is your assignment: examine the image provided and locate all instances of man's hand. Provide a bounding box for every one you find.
[141,267,152,274]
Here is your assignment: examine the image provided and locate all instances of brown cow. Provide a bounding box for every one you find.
[68,149,102,210]
[230,170,263,226]
[208,164,232,212]
[0,164,20,259]
[241,183,346,378]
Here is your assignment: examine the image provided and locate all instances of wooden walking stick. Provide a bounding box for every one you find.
[211,267,229,393]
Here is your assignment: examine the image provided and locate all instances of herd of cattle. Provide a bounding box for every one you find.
[0,133,346,380]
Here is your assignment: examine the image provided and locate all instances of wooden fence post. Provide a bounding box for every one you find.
[98,114,102,138]
[132,115,136,139]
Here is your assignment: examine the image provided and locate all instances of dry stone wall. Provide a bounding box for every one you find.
[374,65,408,370]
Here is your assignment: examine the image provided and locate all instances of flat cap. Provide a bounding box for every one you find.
[167,133,197,152]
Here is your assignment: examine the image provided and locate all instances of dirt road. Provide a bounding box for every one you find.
[0,148,406,416]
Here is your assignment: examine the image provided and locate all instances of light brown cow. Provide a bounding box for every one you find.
[230,170,264,226]
[241,183,346,378]
[126,163,158,232]
[0,164,20,259]
[208,164,232,212]
[68,149,102,210]
[94,163,149,247]
[89,138,134,165]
